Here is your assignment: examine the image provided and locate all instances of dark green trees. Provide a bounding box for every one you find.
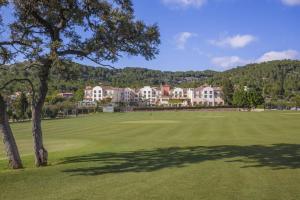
[13,93,30,121]
[222,78,234,105]
[233,88,264,110]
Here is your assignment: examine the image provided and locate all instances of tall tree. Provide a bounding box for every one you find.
[13,92,29,120]
[0,1,23,169]
[222,78,234,105]
[1,0,160,166]
[0,94,23,169]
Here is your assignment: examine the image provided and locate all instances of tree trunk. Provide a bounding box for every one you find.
[0,95,23,169]
[32,64,50,167]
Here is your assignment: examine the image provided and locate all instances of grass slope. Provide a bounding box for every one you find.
[0,111,300,200]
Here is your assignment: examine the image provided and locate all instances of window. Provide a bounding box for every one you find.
[99,90,101,93]
[204,91,207,94]
[94,90,96,93]
[204,95,207,98]
[210,91,212,94]
[209,95,212,98]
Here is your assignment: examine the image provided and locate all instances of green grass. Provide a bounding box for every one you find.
[0,111,300,200]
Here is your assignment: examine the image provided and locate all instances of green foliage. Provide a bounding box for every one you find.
[247,89,265,108]
[291,95,300,107]
[1,60,299,102]
[233,89,264,109]
[11,92,30,120]
[168,99,184,104]
[233,90,250,109]
[214,60,300,99]
[222,78,234,105]
[73,88,84,102]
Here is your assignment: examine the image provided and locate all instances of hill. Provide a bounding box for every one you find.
[1,60,299,99]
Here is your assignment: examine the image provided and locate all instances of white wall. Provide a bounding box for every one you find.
[172,87,184,98]
[92,86,103,101]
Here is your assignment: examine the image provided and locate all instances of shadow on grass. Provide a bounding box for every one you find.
[61,144,300,176]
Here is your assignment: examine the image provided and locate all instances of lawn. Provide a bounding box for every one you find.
[0,111,300,200]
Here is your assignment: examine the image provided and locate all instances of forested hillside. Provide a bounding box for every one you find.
[1,60,299,99]
[211,60,300,99]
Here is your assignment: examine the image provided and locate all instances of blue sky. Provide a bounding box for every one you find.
[106,0,300,71]
[1,0,300,71]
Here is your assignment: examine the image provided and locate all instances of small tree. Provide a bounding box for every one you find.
[247,89,264,109]
[233,90,250,109]
[73,88,84,102]
[233,89,265,110]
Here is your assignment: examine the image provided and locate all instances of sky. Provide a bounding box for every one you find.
[1,0,300,71]
[106,0,300,71]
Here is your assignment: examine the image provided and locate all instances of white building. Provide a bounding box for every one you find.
[85,84,224,107]
[123,88,137,103]
[171,87,184,99]
[92,86,103,101]
[192,86,224,106]
[139,86,160,105]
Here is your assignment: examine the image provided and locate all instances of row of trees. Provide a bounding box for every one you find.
[222,77,300,109]
[0,0,160,169]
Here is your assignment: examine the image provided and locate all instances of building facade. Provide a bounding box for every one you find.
[84,84,224,107]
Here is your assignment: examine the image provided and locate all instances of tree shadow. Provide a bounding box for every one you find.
[61,144,300,176]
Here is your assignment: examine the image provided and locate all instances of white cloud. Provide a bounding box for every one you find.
[174,32,197,50]
[211,56,249,70]
[281,0,300,6]
[162,0,206,8]
[256,50,300,62]
[210,34,256,49]
[211,50,300,70]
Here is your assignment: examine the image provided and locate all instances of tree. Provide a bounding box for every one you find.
[233,90,249,109]
[73,88,84,102]
[0,94,23,169]
[222,78,234,105]
[13,92,29,120]
[1,0,160,166]
[247,89,264,108]
[291,95,300,110]
[233,88,264,110]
